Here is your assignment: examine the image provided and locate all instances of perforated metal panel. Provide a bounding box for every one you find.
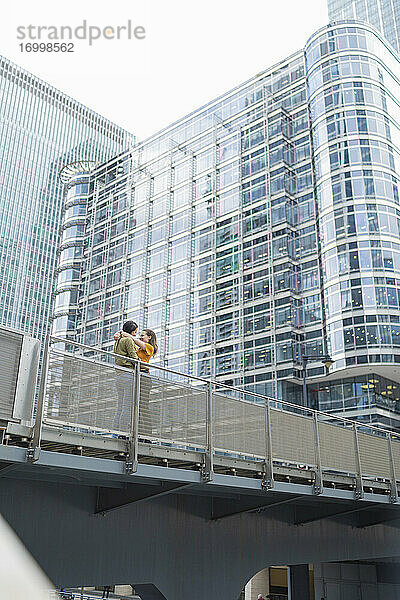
[319,421,357,474]
[0,330,22,420]
[44,353,134,434]
[358,432,392,479]
[40,345,400,483]
[271,409,315,466]
[213,393,265,457]
[146,375,207,446]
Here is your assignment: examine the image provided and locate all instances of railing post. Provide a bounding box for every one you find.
[202,381,213,482]
[28,334,51,463]
[353,423,364,500]
[126,361,140,475]
[262,398,274,490]
[313,412,323,495]
[387,433,399,504]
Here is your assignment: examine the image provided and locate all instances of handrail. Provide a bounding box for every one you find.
[26,334,400,498]
[49,335,400,440]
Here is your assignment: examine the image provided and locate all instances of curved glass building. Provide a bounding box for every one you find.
[54,22,400,429]
[307,23,400,426]
[327,0,400,53]
[53,163,97,339]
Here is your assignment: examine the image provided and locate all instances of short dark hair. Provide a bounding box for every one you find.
[122,321,138,334]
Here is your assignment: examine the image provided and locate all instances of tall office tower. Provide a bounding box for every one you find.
[0,56,134,343]
[327,0,400,53]
[55,22,400,428]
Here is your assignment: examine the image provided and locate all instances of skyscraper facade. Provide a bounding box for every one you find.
[0,56,134,343]
[54,21,400,429]
[327,0,400,53]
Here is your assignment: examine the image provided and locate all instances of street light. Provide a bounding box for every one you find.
[302,354,334,407]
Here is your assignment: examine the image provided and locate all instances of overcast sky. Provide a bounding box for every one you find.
[3,0,328,140]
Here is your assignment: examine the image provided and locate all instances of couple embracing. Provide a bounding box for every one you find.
[113,321,158,438]
[113,321,158,370]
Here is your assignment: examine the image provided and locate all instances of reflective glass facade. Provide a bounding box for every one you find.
[0,55,134,343]
[328,0,400,53]
[307,22,400,427]
[54,23,400,429]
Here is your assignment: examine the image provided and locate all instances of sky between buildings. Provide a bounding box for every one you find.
[2,0,328,140]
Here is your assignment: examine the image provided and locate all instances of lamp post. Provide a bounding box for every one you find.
[302,354,334,407]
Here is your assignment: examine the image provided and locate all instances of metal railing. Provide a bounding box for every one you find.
[30,336,400,498]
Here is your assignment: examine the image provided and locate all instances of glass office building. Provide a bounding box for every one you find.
[54,22,400,429]
[0,55,134,344]
[328,0,400,53]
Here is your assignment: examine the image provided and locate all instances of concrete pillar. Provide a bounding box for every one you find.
[289,565,311,600]
[244,567,270,600]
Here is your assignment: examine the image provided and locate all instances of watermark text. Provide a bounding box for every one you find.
[17,20,146,47]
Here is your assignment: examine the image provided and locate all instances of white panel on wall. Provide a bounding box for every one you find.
[314,564,323,579]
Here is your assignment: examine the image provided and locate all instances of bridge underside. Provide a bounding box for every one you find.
[0,445,400,600]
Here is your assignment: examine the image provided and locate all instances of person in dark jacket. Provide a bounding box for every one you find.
[115,328,158,438]
[113,321,138,432]
[113,321,138,368]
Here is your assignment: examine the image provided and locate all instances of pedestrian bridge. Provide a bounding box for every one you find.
[0,328,400,600]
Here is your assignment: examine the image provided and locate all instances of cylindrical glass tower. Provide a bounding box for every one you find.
[52,162,96,340]
[306,22,400,424]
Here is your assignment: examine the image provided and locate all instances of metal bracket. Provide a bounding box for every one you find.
[96,483,193,515]
[26,446,40,463]
[313,413,323,495]
[387,434,399,504]
[125,457,137,475]
[261,463,274,490]
[201,455,213,483]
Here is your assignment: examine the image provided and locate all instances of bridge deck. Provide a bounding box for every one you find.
[1,334,400,522]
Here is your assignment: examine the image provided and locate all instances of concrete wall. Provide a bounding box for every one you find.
[314,562,400,599]
[1,477,400,600]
